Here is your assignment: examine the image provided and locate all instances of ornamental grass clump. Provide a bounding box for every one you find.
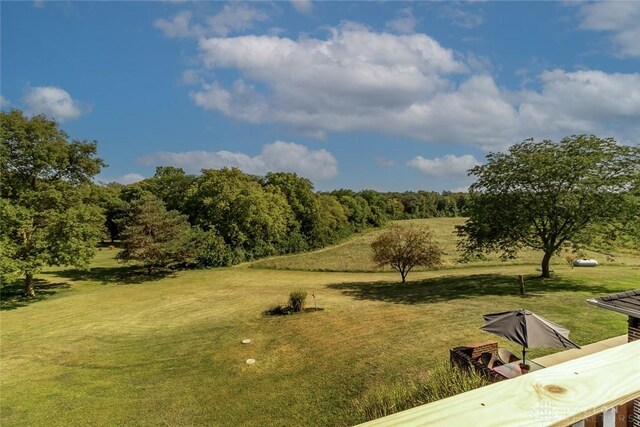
[289,289,307,312]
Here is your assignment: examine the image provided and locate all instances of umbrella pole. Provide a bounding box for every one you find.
[522,347,526,364]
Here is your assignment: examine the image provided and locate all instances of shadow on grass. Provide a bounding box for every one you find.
[44,266,173,286]
[327,274,620,305]
[264,305,325,316]
[1,279,70,311]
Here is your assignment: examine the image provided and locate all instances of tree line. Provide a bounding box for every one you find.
[3,110,638,294]
[100,166,471,269]
[0,110,469,294]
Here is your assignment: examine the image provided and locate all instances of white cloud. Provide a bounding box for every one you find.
[155,5,268,39]
[138,141,338,181]
[23,86,84,122]
[117,173,146,185]
[154,10,196,38]
[290,0,313,14]
[185,24,640,150]
[517,70,640,139]
[0,95,10,109]
[407,154,480,178]
[96,173,145,185]
[386,7,418,34]
[450,186,470,193]
[577,1,640,58]
[207,3,268,36]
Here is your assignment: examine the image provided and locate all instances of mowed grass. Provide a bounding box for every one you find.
[251,218,640,272]
[2,223,640,426]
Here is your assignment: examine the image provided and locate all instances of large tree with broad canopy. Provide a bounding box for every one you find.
[457,135,640,278]
[0,110,106,295]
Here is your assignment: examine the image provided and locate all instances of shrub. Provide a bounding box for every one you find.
[195,229,233,267]
[289,289,307,312]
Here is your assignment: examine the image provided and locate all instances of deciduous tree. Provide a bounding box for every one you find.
[457,135,640,278]
[0,110,105,296]
[371,225,443,283]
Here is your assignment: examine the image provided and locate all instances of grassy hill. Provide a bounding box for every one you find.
[251,218,640,272]
[2,220,640,426]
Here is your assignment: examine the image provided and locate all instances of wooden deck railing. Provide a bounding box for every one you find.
[357,339,640,427]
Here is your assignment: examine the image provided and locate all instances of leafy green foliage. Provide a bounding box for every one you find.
[264,172,319,249]
[371,225,443,283]
[0,110,105,295]
[186,168,295,261]
[458,135,640,278]
[94,182,128,242]
[102,167,473,269]
[141,166,195,213]
[116,195,198,274]
[311,194,351,246]
[193,229,233,268]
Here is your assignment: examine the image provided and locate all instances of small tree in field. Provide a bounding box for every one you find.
[371,226,443,283]
[117,195,198,274]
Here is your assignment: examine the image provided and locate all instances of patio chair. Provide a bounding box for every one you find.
[498,348,519,364]
[479,352,502,369]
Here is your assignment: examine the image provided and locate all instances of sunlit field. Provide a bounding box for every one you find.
[251,218,640,272]
[2,219,639,426]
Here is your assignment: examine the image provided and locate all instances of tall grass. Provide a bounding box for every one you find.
[352,361,490,423]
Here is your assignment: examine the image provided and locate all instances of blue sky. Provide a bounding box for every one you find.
[2,1,639,191]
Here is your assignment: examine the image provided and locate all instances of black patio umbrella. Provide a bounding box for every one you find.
[480,309,580,363]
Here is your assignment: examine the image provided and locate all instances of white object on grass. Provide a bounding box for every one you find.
[573,259,598,267]
[246,359,256,365]
[242,339,251,344]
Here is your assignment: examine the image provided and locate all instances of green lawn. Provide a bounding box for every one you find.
[250,218,640,272]
[2,220,639,426]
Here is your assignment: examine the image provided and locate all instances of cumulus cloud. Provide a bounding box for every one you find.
[577,1,640,58]
[517,70,640,140]
[155,4,268,39]
[184,23,640,150]
[23,86,84,122]
[0,95,10,109]
[407,154,480,178]
[138,141,338,181]
[386,7,418,34]
[291,0,313,14]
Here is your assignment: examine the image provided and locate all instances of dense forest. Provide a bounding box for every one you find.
[100,166,471,267]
